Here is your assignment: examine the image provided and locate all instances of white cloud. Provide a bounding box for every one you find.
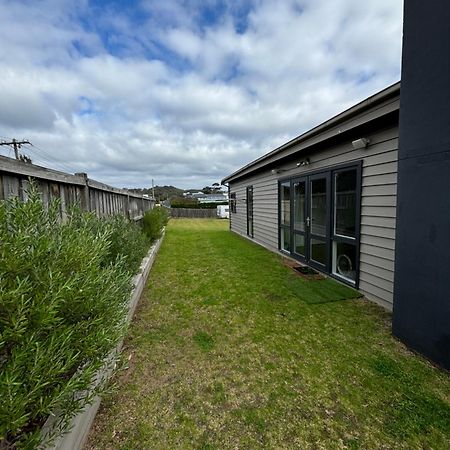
[0,0,403,188]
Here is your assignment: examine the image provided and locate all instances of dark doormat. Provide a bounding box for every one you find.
[289,263,325,280]
[282,258,323,279]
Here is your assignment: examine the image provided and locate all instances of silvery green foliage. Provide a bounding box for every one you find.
[0,185,149,448]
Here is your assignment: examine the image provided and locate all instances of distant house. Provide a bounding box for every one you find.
[183,191,204,197]
[196,194,228,203]
[222,83,400,310]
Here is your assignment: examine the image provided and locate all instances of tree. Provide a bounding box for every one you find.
[202,183,222,195]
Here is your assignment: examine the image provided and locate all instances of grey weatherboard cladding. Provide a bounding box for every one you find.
[223,84,400,309]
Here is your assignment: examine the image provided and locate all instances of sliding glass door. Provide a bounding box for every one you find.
[279,163,360,286]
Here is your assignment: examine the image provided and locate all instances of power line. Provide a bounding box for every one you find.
[0,136,82,176]
[0,139,31,160]
[25,144,78,174]
[26,141,79,173]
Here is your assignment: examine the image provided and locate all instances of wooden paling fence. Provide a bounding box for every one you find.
[169,207,218,219]
[0,155,154,221]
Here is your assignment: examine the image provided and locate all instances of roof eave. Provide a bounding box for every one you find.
[221,81,400,185]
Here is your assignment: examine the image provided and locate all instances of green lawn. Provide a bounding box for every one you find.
[86,219,450,450]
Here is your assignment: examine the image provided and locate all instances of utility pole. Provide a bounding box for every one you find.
[0,139,31,160]
[152,179,155,200]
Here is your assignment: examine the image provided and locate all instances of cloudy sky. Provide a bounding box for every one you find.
[0,0,403,189]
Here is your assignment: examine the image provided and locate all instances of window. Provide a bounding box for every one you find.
[332,169,358,283]
[334,170,357,238]
[280,182,290,226]
[246,186,254,237]
[230,192,236,213]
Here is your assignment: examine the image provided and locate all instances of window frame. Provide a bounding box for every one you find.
[278,161,362,287]
[246,186,254,238]
[278,180,291,253]
[229,192,237,213]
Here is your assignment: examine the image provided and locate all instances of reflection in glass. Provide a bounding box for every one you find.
[332,241,356,282]
[311,178,327,237]
[281,228,290,252]
[281,182,290,225]
[311,238,327,265]
[294,234,305,256]
[334,170,356,238]
[294,181,305,231]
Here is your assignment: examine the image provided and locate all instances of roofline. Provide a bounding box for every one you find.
[221,81,400,184]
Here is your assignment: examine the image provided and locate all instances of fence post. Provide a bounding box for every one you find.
[75,173,90,213]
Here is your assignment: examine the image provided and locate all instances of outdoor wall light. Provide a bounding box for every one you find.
[271,168,288,175]
[352,138,370,149]
[296,158,310,167]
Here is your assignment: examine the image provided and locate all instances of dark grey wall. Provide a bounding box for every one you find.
[393,1,450,369]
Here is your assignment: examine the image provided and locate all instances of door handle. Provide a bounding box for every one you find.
[306,217,310,227]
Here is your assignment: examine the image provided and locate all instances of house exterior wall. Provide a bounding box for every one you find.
[229,123,398,310]
[393,0,450,370]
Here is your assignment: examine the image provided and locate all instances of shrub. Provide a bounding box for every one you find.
[170,199,228,209]
[142,207,168,242]
[0,188,150,448]
[104,215,150,274]
[67,209,150,274]
[170,196,198,208]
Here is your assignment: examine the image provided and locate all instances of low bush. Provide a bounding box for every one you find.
[170,197,198,208]
[171,200,228,209]
[142,207,169,242]
[104,215,150,274]
[0,188,151,448]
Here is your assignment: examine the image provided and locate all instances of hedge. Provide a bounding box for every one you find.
[142,207,169,242]
[0,187,152,448]
[170,202,228,209]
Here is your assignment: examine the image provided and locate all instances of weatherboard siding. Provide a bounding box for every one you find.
[229,124,398,309]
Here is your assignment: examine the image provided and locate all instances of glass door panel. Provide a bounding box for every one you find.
[281,227,291,252]
[309,174,329,268]
[294,234,306,257]
[310,177,327,237]
[293,181,306,231]
[311,238,327,265]
[280,181,291,253]
[293,178,307,258]
[280,182,290,226]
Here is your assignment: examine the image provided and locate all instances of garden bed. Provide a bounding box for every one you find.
[0,189,168,449]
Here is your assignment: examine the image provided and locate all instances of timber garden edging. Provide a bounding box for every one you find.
[39,230,166,450]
